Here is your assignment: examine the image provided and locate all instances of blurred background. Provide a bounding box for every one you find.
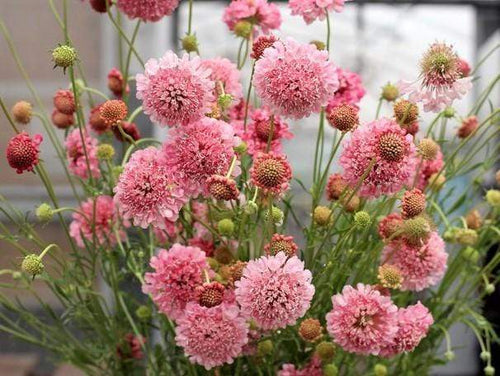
[0,0,499,375]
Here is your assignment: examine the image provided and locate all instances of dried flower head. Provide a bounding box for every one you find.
[401,188,426,219]
[207,175,239,201]
[299,318,323,342]
[264,233,298,257]
[465,209,482,230]
[418,138,440,160]
[394,99,419,126]
[381,83,399,102]
[327,104,359,132]
[326,173,347,201]
[11,101,33,124]
[313,206,332,226]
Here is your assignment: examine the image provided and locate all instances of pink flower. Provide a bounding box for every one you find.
[117,333,145,360]
[250,152,292,196]
[69,195,125,248]
[143,244,211,320]
[339,117,418,198]
[381,232,448,291]
[289,0,350,24]
[234,106,293,155]
[326,67,365,111]
[65,128,100,179]
[415,150,444,190]
[380,301,434,357]
[6,132,43,174]
[278,355,323,376]
[235,252,314,330]
[162,117,240,197]
[398,42,472,112]
[136,51,214,127]
[325,283,398,355]
[201,58,243,100]
[223,0,282,35]
[254,38,339,119]
[175,302,248,369]
[114,147,186,228]
[117,0,180,22]
[229,98,252,122]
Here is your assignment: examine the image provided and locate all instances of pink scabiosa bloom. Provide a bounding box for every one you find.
[162,117,240,197]
[251,34,278,60]
[380,301,434,357]
[229,98,252,122]
[201,58,243,100]
[278,355,323,376]
[113,121,141,142]
[107,67,129,97]
[289,0,350,25]
[114,147,186,228]
[53,89,75,115]
[234,106,293,155]
[381,232,448,291]
[117,333,145,360]
[398,42,472,112]
[339,117,418,198]
[378,213,404,240]
[143,244,211,320]
[136,51,214,127]
[235,252,314,330]
[457,58,471,77]
[88,104,109,134]
[326,67,365,111]
[253,38,339,119]
[65,128,100,179]
[325,283,398,355]
[457,115,479,138]
[6,132,43,174]
[223,0,282,35]
[415,150,444,190]
[69,195,125,248]
[250,152,292,197]
[117,0,180,22]
[175,302,248,369]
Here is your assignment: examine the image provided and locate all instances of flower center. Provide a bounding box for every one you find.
[377,132,405,162]
[255,158,286,188]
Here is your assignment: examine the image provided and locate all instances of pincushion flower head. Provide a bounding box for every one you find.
[117,0,180,22]
[289,0,350,25]
[398,42,472,112]
[136,51,214,127]
[223,0,282,36]
[70,195,125,248]
[325,283,398,355]
[65,128,101,179]
[6,132,43,174]
[326,67,365,111]
[201,57,243,100]
[382,231,447,291]
[235,252,314,330]
[143,244,211,320]
[114,147,186,228]
[162,117,240,197]
[339,117,418,198]
[250,152,292,196]
[380,301,434,357]
[254,38,339,119]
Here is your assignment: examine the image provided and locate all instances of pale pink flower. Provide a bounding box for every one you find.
[289,0,350,24]
[339,117,418,198]
[201,57,243,99]
[382,232,448,291]
[415,150,444,190]
[143,244,211,320]
[175,302,248,369]
[235,252,314,330]
[65,127,100,180]
[326,283,398,355]
[223,0,282,35]
[326,67,365,111]
[380,301,434,357]
[136,51,214,127]
[69,195,125,248]
[229,98,252,122]
[278,355,323,376]
[162,117,240,197]
[254,38,339,119]
[114,147,186,228]
[117,0,180,22]
[234,106,293,155]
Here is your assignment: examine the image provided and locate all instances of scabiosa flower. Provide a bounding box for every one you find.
[250,152,292,196]
[326,67,365,112]
[457,58,471,77]
[339,118,418,198]
[378,213,404,240]
[398,42,472,112]
[325,283,398,355]
[114,147,186,228]
[175,302,248,369]
[117,0,180,22]
[279,355,323,376]
[401,188,426,219]
[69,195,124,248]
[162,117,240,197]
[327,103,359,132]
[88,104,109,134]
[415,150,444,190]
[136,51,214,127]
[99,99,128,127]
[143,244,210,320]
[299,318,323,342]
[6,132,43,174]
[52,109,75,129]
[254,38,338,119]
[234,107,293,156]
[117,334,145,360]
[457,115,479,138]
[289,0,350,25]
[65,128,100,179]
[223,0,282,36]
[206,175,240,201]
[53,89,75,115]
[380,302,434,357]
[264,233,298,257]
[88,0,112,13]
[235,252,314,330]
[107,67,129,97]
[381,231,447,291]
[326,173,347,201]
[113,121,141,142]
[11,101,33,124]
[201,58,243,100]
[251,34,278,60]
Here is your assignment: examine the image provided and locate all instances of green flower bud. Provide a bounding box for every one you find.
[462,247,479,263]
[486,189,500,208]
[135,305,152,321]
[181,34,199,53]
[323,364,339,376]
[310,40,326,51]
[443,107,455,118]
[456,228,478,245]
[480,351,491,361]
[354,211,371,228]
[244,201,258,215]
[52,45,77,72]
[444,350,455,361]
[374,364,388,376]
[234,141,248,154]
[21,254,44,276]
[485,283,495,295]
[218,93,233,111]
[402,216,431,245]
[234,21,253,39]
[207,257,219,270]
[313,206,332,226]
[36,203,54,222]
[381,83,399,102]
[265,206,284,226]
[97,143,115,161]
[315,341,336,361]
[257,339,273,356]
[485,366,495,376]
[218,218,235,236]
[12,271,22,280]
[112,166,124,179]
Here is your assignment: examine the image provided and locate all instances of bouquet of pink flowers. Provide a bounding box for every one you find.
[1,0,499,375]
